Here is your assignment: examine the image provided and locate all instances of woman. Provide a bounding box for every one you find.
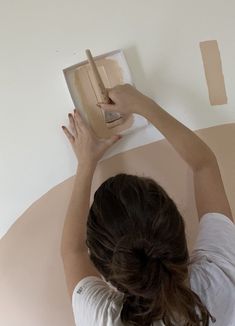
[60,84,235,325]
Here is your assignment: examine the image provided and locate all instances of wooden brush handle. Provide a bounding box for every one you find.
[85,49,110,103]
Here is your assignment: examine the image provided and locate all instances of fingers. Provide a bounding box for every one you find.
[62,109,90,144]
[68,113,78,136]
[105,86,118,102]
[62,126,75,144]
[99,85,123,109]
[73,109,87,131]
[97,102,117,112]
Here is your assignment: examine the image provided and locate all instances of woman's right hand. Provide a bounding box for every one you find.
[98,84,155,116]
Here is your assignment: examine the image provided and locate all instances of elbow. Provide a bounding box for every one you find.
[194,153,217,172]
[193,149,217,171]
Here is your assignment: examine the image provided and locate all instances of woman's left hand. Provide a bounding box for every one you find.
[62,109,122,166]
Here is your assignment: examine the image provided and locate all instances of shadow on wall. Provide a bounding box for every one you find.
[0,123,234,326]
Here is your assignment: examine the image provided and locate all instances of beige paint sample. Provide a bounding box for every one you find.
[0,123,234,325]
[74,58,134,138]
[200,40,228,105]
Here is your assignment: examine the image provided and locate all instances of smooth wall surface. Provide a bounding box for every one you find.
[1,1,235,325]
[0,123,234,326]
[1,0,235,237]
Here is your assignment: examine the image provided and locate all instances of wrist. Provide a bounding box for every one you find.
[138,99,160,118]
[77,160,97,173]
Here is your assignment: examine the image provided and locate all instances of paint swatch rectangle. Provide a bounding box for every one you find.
[200,40,227,105]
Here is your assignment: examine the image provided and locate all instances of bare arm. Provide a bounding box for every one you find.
[193,156,233,222]
[100,84,233,222]
[141,101,233,222]
[101,84,214,170]
[142,102,213,171]
[60,110,121,300]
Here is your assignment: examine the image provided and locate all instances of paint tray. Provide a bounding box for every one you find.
[63,49,149,138]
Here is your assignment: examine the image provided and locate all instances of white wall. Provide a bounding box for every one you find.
[1,0,235,238]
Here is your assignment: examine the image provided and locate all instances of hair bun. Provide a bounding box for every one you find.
[134,238,159,260]
[111,236,164,298]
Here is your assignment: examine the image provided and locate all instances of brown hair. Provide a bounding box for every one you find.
[86,173,216,326]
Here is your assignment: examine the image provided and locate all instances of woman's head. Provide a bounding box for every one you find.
[86,173,216,326]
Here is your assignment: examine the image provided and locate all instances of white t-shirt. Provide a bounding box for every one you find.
[72,212,235,326]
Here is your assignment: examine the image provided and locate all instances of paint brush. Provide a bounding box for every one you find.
[85,49,110,103]
[85,49,123,124]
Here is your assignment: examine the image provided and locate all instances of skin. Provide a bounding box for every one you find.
[61,83,233,309]
[60,108,122,301]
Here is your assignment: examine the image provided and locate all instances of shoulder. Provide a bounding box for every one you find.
[72,276,124,326]
[189,212,235,303]
[191,212,235,264]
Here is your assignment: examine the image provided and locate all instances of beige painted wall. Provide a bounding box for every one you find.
[2,0,235,239]
[0,123,234,326]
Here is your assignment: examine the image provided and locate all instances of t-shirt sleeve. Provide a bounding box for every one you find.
[72,276,124,326]
[191,212,235,266]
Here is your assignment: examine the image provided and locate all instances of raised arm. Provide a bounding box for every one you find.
[144,104,233,222]
[99,84,234,222]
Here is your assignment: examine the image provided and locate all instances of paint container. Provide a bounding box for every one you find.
[63,49,149,138]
